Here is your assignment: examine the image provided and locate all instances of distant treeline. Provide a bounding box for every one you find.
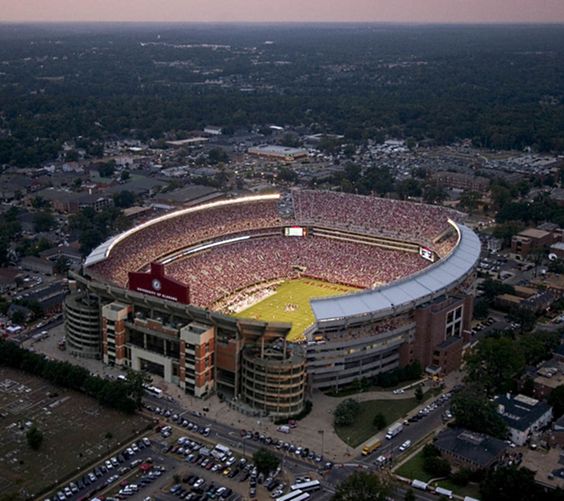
[0,24,563,167]
[0,339,141,413]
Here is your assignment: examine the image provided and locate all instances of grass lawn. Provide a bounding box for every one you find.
[396,450,482,499]
[234,278,358,341]
[335,398,421,448]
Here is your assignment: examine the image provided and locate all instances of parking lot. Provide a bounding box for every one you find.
[0,367,149,500]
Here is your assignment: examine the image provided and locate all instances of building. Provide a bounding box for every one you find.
[550,242,564,260]
[66,192,479,418]
[35,188,113,214]
[248,145,308,162]
[0,267,23,293]
[495,393,553,445]
[511,228,558,257]
[434,428,508,471]
[432,171,490,193]
[26,282,68,315]
[154,185,223,208]
[20,256,55,276]
[204,126,223,136]
[551,414,564,448]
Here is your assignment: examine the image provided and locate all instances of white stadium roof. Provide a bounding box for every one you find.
[83,194,281,268]
[310,222,481,326]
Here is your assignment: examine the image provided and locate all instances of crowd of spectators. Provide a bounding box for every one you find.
[91,200,282,285]
[89,191,460,295]
[166,235,429,307]
[292,189,460,245]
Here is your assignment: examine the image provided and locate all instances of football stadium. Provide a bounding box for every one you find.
[66,190,480,418]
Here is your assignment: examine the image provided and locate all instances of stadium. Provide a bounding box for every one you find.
[66,190,480,418]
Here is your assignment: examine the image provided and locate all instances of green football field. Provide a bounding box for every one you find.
[234,278,359,341]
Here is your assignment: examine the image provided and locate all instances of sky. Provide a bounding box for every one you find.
[0,0,563,24]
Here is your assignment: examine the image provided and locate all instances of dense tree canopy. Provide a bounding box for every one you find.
[0,24,562,168]
[332,471,391,501]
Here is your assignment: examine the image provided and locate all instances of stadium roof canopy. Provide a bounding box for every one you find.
[83,194,281,268]
[310,222,481,326]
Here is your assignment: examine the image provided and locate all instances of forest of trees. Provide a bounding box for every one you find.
[0,24,562,167]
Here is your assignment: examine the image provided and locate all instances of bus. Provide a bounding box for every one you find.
[290,480,321,492]
[361,439,381,456]
[292,494,311,501]
[276,490,307,501]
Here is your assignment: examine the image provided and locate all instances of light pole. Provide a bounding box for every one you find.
[318,430,325,460]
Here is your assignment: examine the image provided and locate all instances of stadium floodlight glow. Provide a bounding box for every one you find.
[84,193,280,267]
[160,235,251,265]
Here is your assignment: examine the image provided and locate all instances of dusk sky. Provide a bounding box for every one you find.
[0,0,563,24]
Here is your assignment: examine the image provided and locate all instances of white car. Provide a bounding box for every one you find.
[399,440,412,452]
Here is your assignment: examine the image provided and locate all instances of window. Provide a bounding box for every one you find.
[445,305,463,338]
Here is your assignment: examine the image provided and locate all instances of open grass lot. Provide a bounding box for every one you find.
[0,367,149,499]
[335,398,422,448]
[235,278,358,341]
[396,450,481,499]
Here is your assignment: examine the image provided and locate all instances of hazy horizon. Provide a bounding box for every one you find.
[1,0,563,24]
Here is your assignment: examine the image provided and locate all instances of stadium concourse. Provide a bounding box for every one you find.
[66,190,479,418]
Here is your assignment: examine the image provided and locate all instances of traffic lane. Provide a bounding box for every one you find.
[357,403,447,465]
[16,317,64,344]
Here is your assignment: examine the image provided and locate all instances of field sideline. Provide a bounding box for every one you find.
[234,278,359,341]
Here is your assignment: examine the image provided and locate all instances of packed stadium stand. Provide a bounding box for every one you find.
[66,190,479,415]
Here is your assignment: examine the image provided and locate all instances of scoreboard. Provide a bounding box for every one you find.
[419,246,435,262]
[284,226,307,237]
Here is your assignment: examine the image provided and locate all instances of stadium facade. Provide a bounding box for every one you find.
[65,191,480,418]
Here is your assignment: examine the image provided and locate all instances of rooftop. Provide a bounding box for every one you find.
[311,222,480,325]
[435,428,507,468]
[495,393,552,431]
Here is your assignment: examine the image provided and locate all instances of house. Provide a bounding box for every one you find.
[434,428,508,471]
[494,393,553,445]
[0,267,23,293]
[7,303,33,322]
[551,414,564,447]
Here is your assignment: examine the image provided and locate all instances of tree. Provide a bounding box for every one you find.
[253,448,279,475]
[208,148,229,164]
[480,278,514,302]
[404,490,416,501]
[120,170,130,181]
[480,466,540,501]
[492,222,526,247]
[548,385,564,419]
[373,413,387,430]
[26,425,43,450]
[332,471,391,501]
[396,178,422,200]
[423,184,447,205]
[33,211,56,232]
[54,256,70,275]
[465,337,525,394]
[473,299,489,320]
[113,190,136,208]
[97,161,116,178]
[414,385,424,403]
[334,399,360,427]
[459,191,481,213]
[423,456,451,477]
[451,385,507,439]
